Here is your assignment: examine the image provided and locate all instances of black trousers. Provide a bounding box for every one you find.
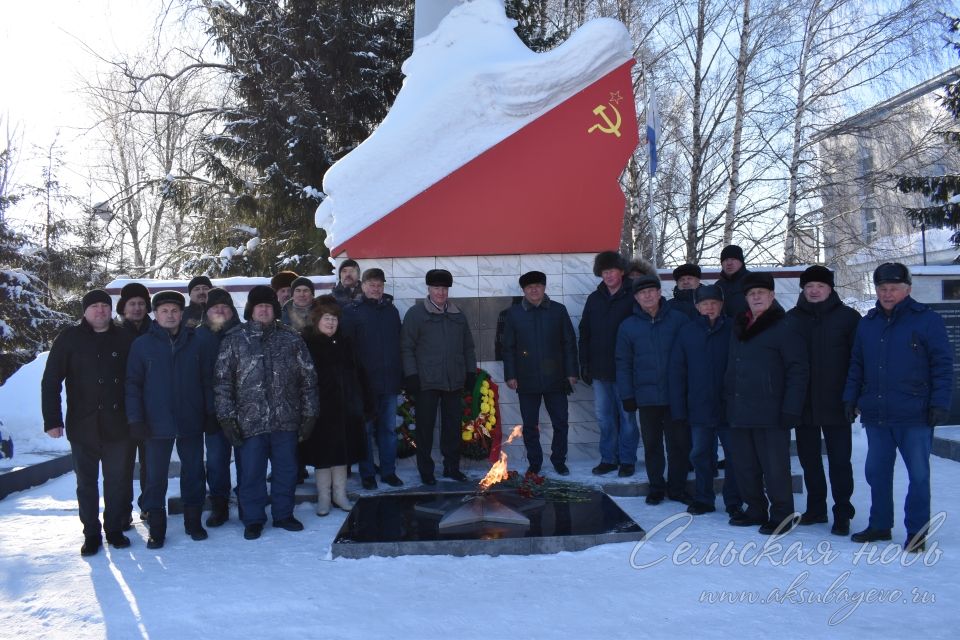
[730,427,794,523]
[123,438,148,518]
[415,389,462,476]
[70,438,132,538]
[637,405,691,495]
[795,423,854,520]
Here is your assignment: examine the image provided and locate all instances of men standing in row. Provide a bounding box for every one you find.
[716,245,750,318]
[579,251,637,476]
[502,271,578,476]
[181,276,213,329]
[196,287,241,528]
[725,273,808,535]
[353,268,405,489]
[616,275,690,496]
[333,259,363,305]
[844,263,953,552]
[42,290,135,556]
[787,266,860,536]
[125,291,217,549]
[669,285,741,516]
[271,270,299,307]
[214,285,319,540]
[401,269,477,485]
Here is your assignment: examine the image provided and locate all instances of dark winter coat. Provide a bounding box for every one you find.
[41,320,135,445]
[214,320,319,437]
[716,265,751,318]
[280,299,312,334]
[669,314,731,428]
[578,282,634,381]
[787,291,861,425]
[120,317,151,338]
[501,295,578,394]
[668,286,700,320]
[332,282,362,306]
[350,293,403,395]
[843,296,953,427]
[125,321,217,439]
[724,301,809,428]
[299,330,371,468]
[615,299,690,407]
[181,303,205,329]
[401,299,477,392]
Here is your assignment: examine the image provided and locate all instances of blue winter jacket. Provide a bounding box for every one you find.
[669,313,731,428]
[578,282,634,381]
[502,295,578,394]
[350,293,403,395]
[125,321,217,438]
[843,296,953,427]
[615,299,690,406]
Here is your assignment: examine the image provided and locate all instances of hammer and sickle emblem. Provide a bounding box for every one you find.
[588,103,622,138]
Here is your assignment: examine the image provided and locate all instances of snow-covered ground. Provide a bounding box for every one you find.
[0,352,70,470]
[0,425,957,638]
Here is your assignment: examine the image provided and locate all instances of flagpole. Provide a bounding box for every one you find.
[645,71,657,269]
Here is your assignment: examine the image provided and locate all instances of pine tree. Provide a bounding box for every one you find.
[197,0,414,276]
[895,17,960,240]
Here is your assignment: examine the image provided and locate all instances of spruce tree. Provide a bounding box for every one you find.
[895,17,960,239]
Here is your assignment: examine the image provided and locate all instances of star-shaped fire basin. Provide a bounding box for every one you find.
[413,489,546,531]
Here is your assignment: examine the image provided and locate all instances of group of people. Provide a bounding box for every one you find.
[569,247,950,552]
[41,261,473,554]
[40,247,951,556]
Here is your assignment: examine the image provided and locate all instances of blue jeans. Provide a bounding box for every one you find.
[690,425,741,507]
[236,431,298,526]
[518,391,570,470]
[142,434,205,512]
[593,380,639,464]
[359,393,400,479]
[205,430,233,499]
[864,423,933,534]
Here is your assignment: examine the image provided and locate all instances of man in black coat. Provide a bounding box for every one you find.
[181,275,212,329]
[578,251,637,475]
[41,290,135,556]
[115,281,151,524]
[716,245,751,318]
[502,271,578,476]
[353,268,405,489]
[787,266,860,536]
[725,272,808,535]
[669,263,701,320]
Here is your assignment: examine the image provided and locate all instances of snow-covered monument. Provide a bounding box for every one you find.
[316,0,640,360]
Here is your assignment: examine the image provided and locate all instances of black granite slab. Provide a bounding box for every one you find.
[332,486,644,558]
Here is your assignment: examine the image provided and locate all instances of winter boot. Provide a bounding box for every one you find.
[205,496,230,528]
[315,468,332,516]
[146,510,167,549]
[183,506,209,541]
[331,465,353,512]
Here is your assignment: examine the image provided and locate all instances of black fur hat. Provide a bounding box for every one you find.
[82,289,112,312]
[187,275,213,294]
[720,245,745,263]
[672,263,702,280]
[425,269,453,287]
[873,262,911,286]
[800,265,834,289]
[593,251,625,277]
[244,285,281,321]
[151,290,185,310]
[116,282,151,315]
[519,271,547,288]
[741,271,775,293]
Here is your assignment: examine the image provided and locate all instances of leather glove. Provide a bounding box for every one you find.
[844,403,858,424]
[204,413,220,435]
[298,416,317,443]
[464,371,477,392]
[220,418,244,447]
[580,366,592,386]
[129,421,150,439]
[622,398,638,413]
[404,375,420,395]
[928,407,949,427]
[781,413,801,428]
